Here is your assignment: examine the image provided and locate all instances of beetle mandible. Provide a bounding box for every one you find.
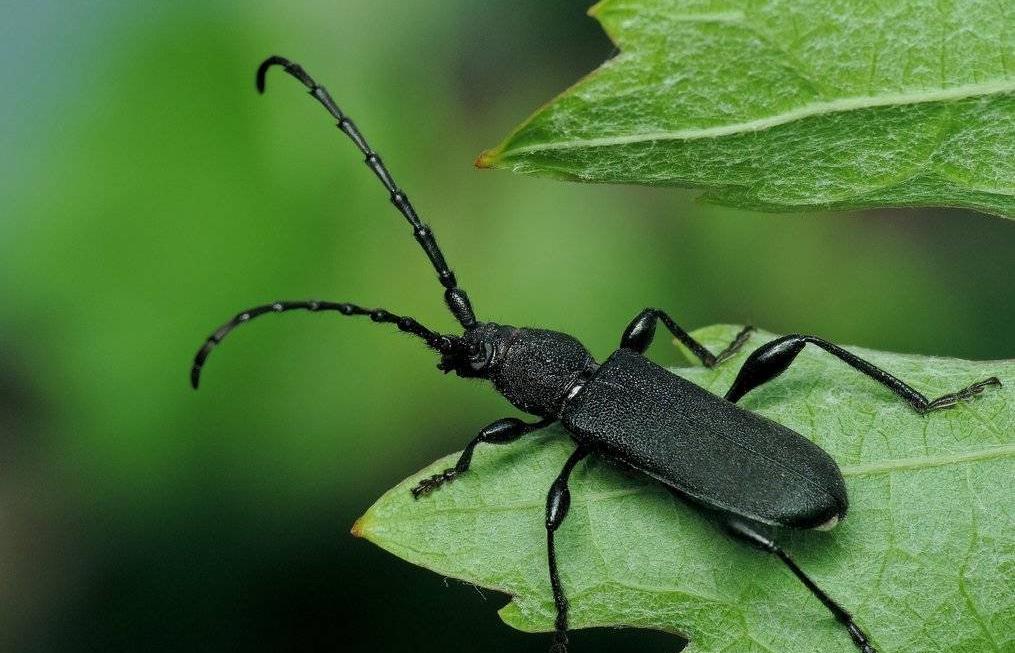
[191,56,1003,653]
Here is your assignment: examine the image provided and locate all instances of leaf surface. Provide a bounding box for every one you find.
[478,0,1015,218]
[355,326,1013,652]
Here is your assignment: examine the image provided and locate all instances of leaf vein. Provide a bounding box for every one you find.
[499,81,1015,156]
[841,444,1015,476]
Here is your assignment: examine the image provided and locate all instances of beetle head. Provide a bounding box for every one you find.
[436,322,513,379]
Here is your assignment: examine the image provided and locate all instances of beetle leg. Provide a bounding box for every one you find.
[620,308,753,367]
[411,417,555,498]
[725,334,1001,413]
[545,446,590,653]
[725,520,877,653]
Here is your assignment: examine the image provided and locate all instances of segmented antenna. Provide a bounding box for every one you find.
[256,55,477,330]
[190,300,448,388]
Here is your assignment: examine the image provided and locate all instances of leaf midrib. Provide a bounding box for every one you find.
[497,79,1015,156]
[839,442,1015,476]
[368,443,1015,522]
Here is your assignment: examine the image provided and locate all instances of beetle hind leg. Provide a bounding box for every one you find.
[725,333,1001,413]
[726,520,877,653]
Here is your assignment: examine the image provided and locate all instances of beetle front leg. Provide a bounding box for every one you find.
[411,417,555,498]
[545,446,590,653]
[621,308,753,367]
[725,334,1001,413]
[725,520,877,653]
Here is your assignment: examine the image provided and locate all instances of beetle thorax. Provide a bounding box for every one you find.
[476,325,597,417]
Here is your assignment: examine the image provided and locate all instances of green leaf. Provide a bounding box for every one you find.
[478,0,1015,218]
[354,326,1013,653]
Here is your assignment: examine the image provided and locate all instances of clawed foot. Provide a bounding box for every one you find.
[921,376,1002,413]
[711,325,755,366]
[411,467,460,499]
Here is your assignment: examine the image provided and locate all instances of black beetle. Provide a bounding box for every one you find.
[192,56,1002,653]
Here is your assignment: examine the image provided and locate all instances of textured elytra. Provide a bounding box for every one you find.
[562,348,847,529]
[355,326,1013,653]
[479,0,1015,218]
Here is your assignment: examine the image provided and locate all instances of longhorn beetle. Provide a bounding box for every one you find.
[192,56,1002,653]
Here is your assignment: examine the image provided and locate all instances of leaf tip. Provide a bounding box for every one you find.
[475,148,498,169]
[350,513,372,539]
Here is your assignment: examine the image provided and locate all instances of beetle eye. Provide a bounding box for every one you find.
[468,342,493,371]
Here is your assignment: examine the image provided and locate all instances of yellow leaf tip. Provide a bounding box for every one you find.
[475,148,497,169]
[350,514,371,539]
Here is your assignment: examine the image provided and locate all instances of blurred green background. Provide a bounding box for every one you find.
[1,1,1012,652]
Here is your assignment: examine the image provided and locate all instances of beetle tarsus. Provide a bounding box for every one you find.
[411,468,459,499]
[922,376,1002,413]
[712,324,755,366]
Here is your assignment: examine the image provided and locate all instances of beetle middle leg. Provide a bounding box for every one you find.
[411,417,555,498]
[545,446,590,653]
[725,520,877,653]
[725,334,1001,413]
[621,308,753,367]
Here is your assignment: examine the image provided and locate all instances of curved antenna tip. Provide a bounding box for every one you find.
[256,55,291,94]
[190,366,202,389]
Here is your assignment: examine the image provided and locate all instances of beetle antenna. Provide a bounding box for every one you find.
[256,55,478,330]
[191,300,450,389]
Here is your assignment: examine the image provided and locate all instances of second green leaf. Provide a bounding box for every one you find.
[479,0,1015,218]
